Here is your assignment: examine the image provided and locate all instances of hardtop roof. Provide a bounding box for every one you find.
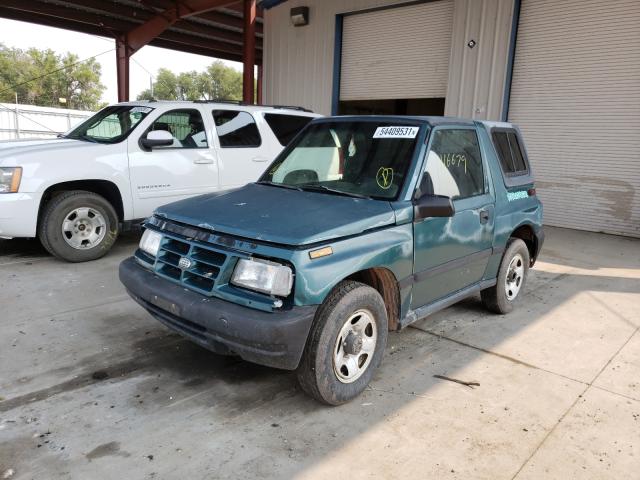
[312,115,477,127]
[312,115,519,129]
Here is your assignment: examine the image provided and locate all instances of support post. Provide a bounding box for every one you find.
[242,0,256,104]
[257,64,263,105]
[14,92,20,139]
[116,38,130,102]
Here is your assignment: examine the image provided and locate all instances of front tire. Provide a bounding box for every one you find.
[38,190,119,262]
[296,281,388,405]
[481,238,530,314]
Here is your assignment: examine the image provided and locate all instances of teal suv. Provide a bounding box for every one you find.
[119,116,543,405]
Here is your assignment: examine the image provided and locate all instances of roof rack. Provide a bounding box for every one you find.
[192,99,313,112]
[268,105,313,112]
[192,99,243,105]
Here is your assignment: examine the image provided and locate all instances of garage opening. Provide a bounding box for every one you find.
[338,0,453,116]
[338,98,445,116]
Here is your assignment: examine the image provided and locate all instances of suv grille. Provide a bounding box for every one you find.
[153,235,230,295]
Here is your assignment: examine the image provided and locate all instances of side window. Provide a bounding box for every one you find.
[492,130,529,175]
[263,113,313,146]
[212,110,261,148]
[147,109,208,149]
[425,129,484,200]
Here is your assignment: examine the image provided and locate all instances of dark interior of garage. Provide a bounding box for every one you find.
[338,97,446,116]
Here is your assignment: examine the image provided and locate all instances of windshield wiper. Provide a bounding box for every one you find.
[255,181,302,191]
[66,134,99,143]
[299,184,371,199]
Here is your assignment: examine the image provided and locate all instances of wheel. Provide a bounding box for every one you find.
[481,238,530,314]
[296,280,388,405]
[38,190,119,262]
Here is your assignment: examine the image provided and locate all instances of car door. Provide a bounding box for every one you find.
[128,108,218,219]
[211,109,272,189]
[411,126,495,308]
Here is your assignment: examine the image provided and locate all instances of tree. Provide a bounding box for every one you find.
[0,43,106,110]
[137,61,242,102]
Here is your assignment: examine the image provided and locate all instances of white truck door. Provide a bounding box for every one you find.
[128,108,218,219]
[211,110,273,189]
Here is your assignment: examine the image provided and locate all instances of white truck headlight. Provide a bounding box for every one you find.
[231,258,293,297]
[0,167,22,193]
[139,229,162,257]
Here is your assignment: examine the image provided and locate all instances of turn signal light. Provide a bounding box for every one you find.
[309,246,333,259]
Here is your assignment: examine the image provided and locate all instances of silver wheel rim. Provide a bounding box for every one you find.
[505,253,525,301]
[61,207,107,250]
[333,309,377,384]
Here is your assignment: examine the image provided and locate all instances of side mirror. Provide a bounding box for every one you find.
[413,194,455,221]
[140,130,174,150]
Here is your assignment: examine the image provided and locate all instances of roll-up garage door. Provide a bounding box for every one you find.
[339,0,454,101]
[508,0,640,237]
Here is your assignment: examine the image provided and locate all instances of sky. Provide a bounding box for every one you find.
[0,18,243,105]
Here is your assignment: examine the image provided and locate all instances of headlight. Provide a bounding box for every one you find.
[0,167,22,193]
[231,258,293,297]
[139,229,162,257]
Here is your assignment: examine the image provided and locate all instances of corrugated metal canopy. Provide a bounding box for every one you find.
[0,0,263,63]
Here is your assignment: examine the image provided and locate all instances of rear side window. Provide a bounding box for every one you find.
[212,110,261,148]
[263,113,313,146]
[492,130,528,175]
[426,129,485,200]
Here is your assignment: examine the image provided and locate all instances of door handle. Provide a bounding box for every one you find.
[252,156,269,163]
[194,157,214,164]
[479,209,490,224]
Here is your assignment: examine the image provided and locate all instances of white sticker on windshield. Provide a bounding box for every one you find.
[131,106,153,114]
[373,126,419,139]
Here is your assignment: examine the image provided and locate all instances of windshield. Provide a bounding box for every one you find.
[66,105,153,144]
[259,121,422,200]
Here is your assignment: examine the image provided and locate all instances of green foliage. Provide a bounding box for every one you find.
[0,43,105,110]
[137,61,242,102]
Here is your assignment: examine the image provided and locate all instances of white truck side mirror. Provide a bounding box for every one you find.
[140,130,174,150]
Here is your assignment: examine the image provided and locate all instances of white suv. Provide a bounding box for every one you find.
[0,101,319,262]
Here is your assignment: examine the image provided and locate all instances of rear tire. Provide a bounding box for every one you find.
[38,190,119,262]
[296,281,388,405]
[481,238,530,314]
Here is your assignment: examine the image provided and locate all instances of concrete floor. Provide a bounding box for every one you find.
[0,227,638,479]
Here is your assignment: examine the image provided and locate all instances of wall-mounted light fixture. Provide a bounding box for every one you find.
[290,6,309,26]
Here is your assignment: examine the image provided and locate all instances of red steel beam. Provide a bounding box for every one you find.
[59,0,262,48]
[126,0,240,54]
[115,38,130,102]
[141,0,262,33]
[242,0,256,104]
[219,2,264,19]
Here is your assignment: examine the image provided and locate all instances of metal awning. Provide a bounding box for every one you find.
[0,0,263,102]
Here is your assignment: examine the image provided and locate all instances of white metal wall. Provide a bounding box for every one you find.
[263,0,414,115]
[340,1,453,101]
[264,0,514,119]
[508,0,640,237]
[444,0,514,120]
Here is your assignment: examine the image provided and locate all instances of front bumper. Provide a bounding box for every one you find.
[0,192,42,238]
[119,257,317,370]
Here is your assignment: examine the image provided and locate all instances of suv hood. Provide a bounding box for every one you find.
[0,138,105,164]
[155,183,397,246]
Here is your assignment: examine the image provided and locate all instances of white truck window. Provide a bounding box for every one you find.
[212,110,261,148]
[263,113,313,146]
[148,109,208,149]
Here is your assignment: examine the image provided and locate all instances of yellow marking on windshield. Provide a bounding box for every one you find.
[376,167,394,189]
